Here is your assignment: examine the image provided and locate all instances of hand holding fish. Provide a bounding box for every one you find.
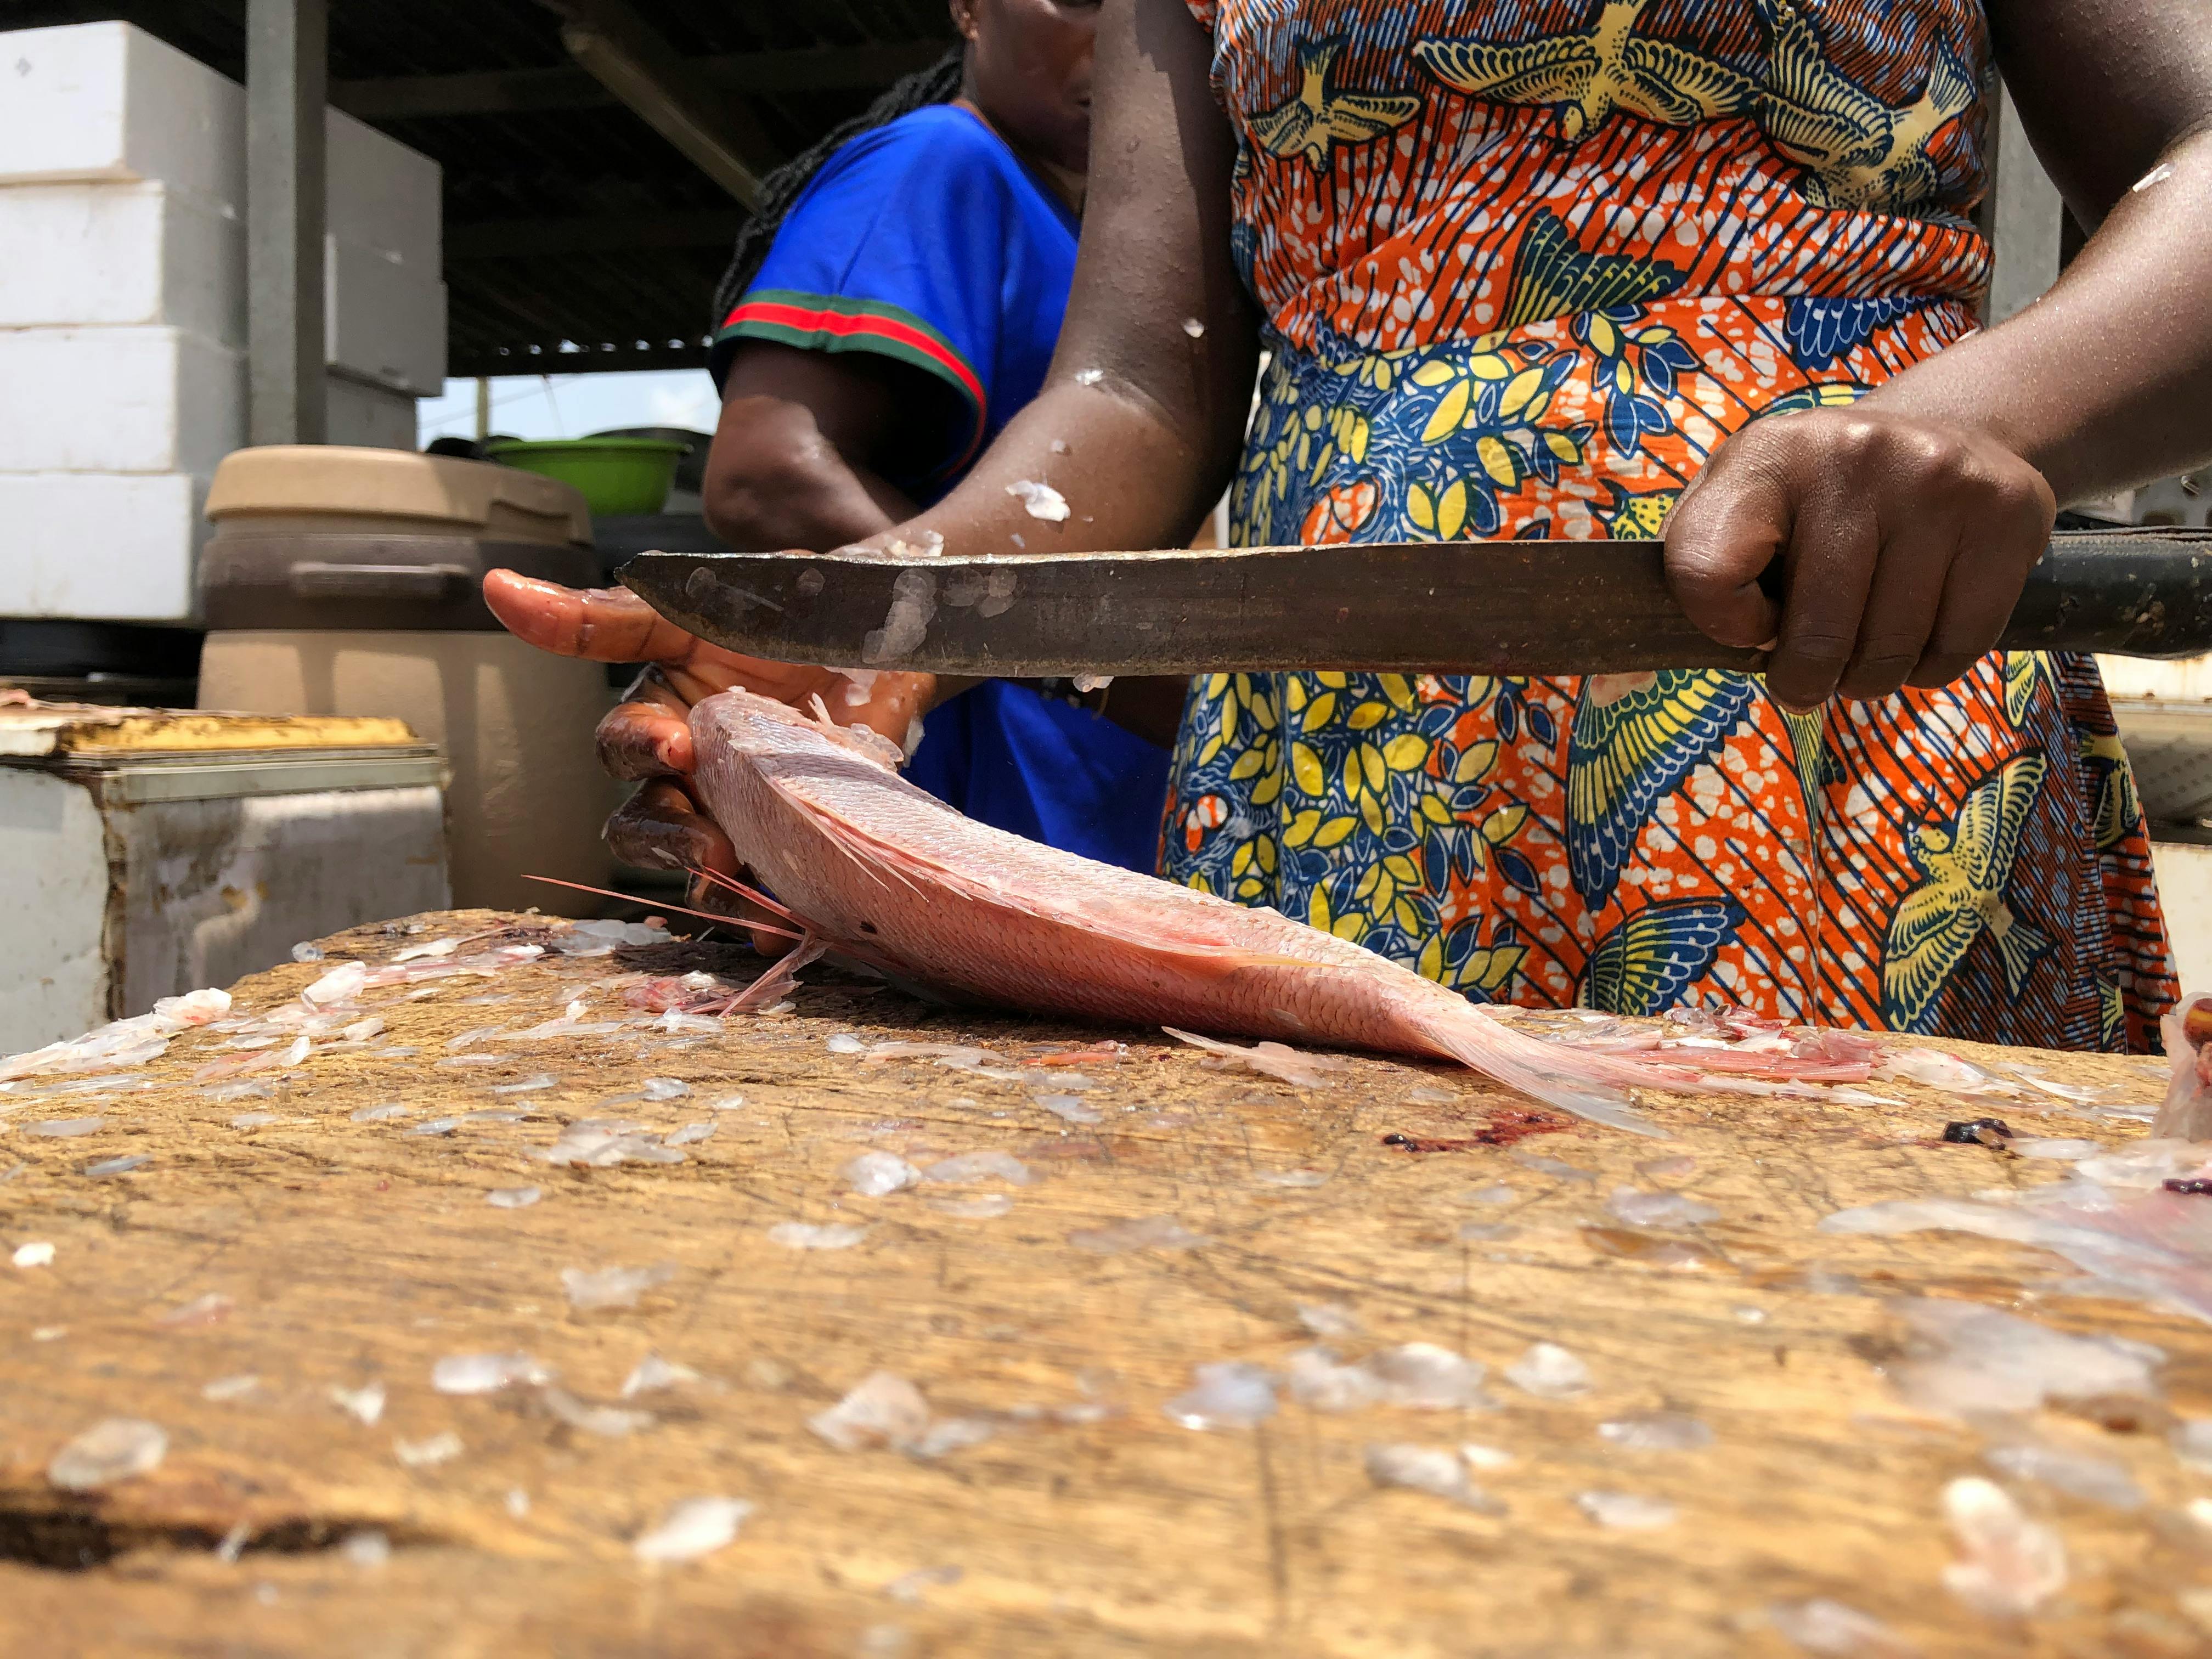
[482,568,934,946]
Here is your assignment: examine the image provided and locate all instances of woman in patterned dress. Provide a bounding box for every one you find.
[539,0,2212,1051]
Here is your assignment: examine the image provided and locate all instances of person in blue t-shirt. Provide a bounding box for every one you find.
[487,1,1180,921]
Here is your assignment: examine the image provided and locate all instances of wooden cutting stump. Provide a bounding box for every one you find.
[0,911,2206,1657]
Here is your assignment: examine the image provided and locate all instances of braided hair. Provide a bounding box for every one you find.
[712,46,968,327]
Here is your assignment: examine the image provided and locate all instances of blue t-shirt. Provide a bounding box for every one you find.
[710,104,1169,874]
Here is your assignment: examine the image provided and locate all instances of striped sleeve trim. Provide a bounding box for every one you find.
[717,289,988,476]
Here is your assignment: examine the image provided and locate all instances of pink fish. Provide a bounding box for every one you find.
[687,691,1776,1136]
[2153,993,2212,1140]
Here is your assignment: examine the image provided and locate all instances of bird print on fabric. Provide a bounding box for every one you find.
[1496,212,1685,334]
[1784,297,1924,371]
[1249,37,1421,167]
[1413,0,1758,143]
[1567,670,1755,907]
[1594,481,1677,540]
[2099,979,2126,1049]
[2078,731,2143,853]
[1882,753,2055,1031]
[1752,0,1976,210]
[2001,651,2046,726]
[1581,898,1746,1015]
[1776,703,1838,827]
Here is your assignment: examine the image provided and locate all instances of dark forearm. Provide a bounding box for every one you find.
[1865,132,2212,503]
[884,0,1259,563]
[1866,3,2212,502]
[703,393,915,552]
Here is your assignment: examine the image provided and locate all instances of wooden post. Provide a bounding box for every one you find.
[544,0,778,207]
[246,0,328,445]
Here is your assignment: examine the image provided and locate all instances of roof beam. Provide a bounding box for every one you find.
[534,0,784,206]
[447,209,746,260]
[449,340,711,380]
[330,42,947,121]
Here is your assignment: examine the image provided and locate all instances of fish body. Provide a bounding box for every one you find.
[691,691,1765,1133]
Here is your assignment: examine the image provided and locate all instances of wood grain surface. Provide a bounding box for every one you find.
[2,911,2207,1658]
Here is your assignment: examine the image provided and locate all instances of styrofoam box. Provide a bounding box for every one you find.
[0,471,207,620]
[0,22,242,210]
[328,109,441,272]
[0,180,245,342]
[328,235,445,394]
[328,372,419,450]
[0,326,243,475]
[0,23,441,264]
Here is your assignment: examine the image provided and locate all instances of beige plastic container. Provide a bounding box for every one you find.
[198,633,622,915]
[199,447,619,914]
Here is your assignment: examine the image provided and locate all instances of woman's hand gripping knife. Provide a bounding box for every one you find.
[481,569,931,952]
[1662,1,2212,709]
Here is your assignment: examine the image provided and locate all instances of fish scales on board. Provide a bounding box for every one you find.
[687,690,1829,1135]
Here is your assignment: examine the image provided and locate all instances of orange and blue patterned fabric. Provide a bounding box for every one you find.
[1163,0,2176,1049]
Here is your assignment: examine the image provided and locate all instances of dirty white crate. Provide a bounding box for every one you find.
[0,714,449,1055]
[2101,654,2212,827]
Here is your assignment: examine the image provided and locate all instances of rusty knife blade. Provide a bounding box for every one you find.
[618,530,2212,678]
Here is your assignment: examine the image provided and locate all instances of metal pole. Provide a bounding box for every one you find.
[1986,80,2064,327]
[476,376,490,442]
[247,0,328,445]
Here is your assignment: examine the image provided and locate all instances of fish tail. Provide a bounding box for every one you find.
[1413,1006,1669,1139]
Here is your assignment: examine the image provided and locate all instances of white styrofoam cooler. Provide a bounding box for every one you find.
[0,363,421,622]
[0,182,439,387]
[328,236,445,395]
[0,326,242,474]
[326,108,442,273]
[0,471,208,619]
[326,373,420,450]
[0,21,447,620]
[0,22,244,210]
[0,180,244,341]
[0,22,441,263]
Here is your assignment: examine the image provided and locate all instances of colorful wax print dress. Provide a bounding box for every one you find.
[1164,0,2175,1049]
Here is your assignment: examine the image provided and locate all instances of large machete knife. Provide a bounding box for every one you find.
[618,529,2212,677]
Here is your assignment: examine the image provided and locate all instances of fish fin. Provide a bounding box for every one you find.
[518,874,805,940]
[1412,1007,1671,1138]
[729,934,828,1011]
[686,865,805,927]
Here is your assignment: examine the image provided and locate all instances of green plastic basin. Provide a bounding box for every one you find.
[484,437,686,516]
